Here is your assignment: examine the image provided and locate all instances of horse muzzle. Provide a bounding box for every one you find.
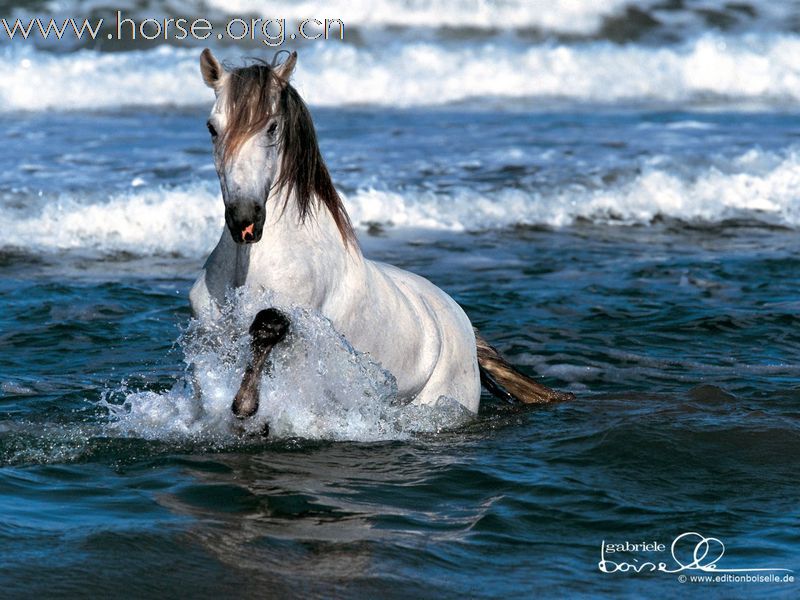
[225,208,265,244]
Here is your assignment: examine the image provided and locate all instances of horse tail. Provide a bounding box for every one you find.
[475,330,574,404]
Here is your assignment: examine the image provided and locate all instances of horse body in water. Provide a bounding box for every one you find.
[189,50,569,418]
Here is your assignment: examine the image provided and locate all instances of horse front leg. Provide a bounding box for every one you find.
[232,308,290,420]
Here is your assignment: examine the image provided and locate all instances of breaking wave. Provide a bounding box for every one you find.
[36,0,800,38]
[2,32,800,110]
[1,146,798,259]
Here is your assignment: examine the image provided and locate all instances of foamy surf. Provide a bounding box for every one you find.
[102,289,472,443]
[206,0,631,33]
[2,32,800,110]
[3,146,799,259]
[346,146,800,230]
[37,0,800,37]
[0,181,223,257]
[30,0,641,36]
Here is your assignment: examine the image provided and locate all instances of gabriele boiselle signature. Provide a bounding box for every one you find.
[598,532,794,574]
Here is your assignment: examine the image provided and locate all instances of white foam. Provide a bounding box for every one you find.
[204,0,631,34]
[39,0,632,35]
[2,147,800,258]
[0,182,223,257]
[346,148,800,230]
[103,289,471,442]
[39,0,800,37]
[3,32,800,110]
[0,45,210,111]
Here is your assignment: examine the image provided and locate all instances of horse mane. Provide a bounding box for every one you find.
[220,60,356,245]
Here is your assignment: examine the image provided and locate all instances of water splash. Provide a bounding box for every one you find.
[102,289,472,443]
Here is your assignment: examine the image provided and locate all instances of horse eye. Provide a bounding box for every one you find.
[207,121,218,138]
[267,122,278,136]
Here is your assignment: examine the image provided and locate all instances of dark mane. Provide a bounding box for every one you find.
[221,60,355,245]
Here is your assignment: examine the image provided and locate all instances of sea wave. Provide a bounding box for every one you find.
[2,147,798,257]
[347,147,800,229]
[33,0,655,36]
[205,0,631,34]
[37,0,800,38]
[2,32,800,111]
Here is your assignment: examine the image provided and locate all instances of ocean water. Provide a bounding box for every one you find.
[1,1,799,597]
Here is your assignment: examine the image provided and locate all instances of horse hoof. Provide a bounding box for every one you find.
[232,308,290,419]
[232,388,259,418]
[250,308,290,346]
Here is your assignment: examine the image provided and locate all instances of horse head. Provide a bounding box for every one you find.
[199,49,353,246]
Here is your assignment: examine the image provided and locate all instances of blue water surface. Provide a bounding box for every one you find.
[0,100,798,598]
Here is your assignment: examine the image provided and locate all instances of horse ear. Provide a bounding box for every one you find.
[200,48,224,90]
[273,51,297,86]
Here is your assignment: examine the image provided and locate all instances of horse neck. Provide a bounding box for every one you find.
[265,186,350,248]
[234,187,362,296]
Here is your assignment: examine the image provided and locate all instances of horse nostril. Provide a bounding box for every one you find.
[241,223,255,242]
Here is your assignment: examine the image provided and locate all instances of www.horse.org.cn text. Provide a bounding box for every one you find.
[1,12,345,46]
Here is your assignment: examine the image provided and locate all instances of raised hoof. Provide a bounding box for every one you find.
[249,308,290,346]
[232,388,259,419]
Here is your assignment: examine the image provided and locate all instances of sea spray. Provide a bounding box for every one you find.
[103,288,472,442]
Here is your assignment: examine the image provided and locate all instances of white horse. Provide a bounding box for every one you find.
[189,50,570,420]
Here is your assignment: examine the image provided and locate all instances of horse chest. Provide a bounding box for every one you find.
[238,243,331,309]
